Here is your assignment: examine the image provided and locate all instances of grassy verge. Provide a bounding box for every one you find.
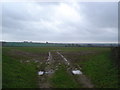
[80,51,118,88]
[49,64,81,88]
[2,55,38,88]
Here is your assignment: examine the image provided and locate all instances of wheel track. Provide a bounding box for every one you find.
[57,51,94,88]
[38,51,94,88]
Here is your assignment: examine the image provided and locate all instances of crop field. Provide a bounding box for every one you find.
[2,47,119,88]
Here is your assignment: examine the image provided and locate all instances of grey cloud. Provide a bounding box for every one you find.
[2,2,118,43]
[80,2,118,28]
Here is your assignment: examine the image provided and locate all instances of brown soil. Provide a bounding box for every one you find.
[8,49,48,62]
[60,51,101,63]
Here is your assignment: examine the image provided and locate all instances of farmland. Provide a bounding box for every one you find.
[2,47,119,88]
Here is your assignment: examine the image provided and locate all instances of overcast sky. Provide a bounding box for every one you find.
[1,2,118,43]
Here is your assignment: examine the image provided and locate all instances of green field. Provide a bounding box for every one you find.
[2,47,118,88]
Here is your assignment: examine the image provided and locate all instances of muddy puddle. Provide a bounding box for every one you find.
[72,70,83,75]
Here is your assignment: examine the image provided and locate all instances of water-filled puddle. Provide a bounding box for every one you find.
[38,70,54,75]
[72,70,82,75]
[38,71,44,75]
[45,70,54,74]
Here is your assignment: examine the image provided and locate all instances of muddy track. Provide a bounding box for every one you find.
[38,51,94,88]
[57,51,70,66]
[38,51,54,88]
[38,51,68,88]
[57,51,94,88]
[38,51,62,88]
